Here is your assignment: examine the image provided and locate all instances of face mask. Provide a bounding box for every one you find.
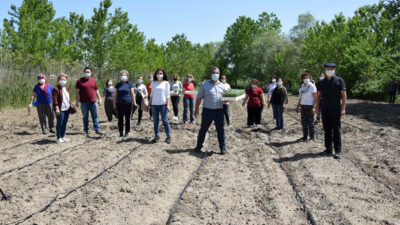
[303,78,310,85]
[59,80,67,86]
[38,79,45,84]
[326,70,335,77]
[84,73,91,78]
[319,76,324,81]
[187,78,192,82]
[272,79,276,83]
[149,77,153,82]
[251,84,257,89]
[120,75,128,82]
[107,81,113,86]
[138,79,143,84]
[173,77,178,81]
[211,73,219,81]
[221,79,226,83]
[157,74,164,80]
[277,81,283,86]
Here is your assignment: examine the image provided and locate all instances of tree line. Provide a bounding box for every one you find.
[0,0,399,109]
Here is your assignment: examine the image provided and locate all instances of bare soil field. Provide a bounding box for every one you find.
[0,96,399,225]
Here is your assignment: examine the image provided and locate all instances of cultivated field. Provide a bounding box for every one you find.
[0,96,399,225]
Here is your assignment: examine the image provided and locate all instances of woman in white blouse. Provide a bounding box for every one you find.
[150,69,171,144]
[132,76,148,126]
[296,73,317,141]
[170,74,183,121]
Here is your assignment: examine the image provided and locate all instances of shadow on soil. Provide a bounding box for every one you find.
[346,102,400,129]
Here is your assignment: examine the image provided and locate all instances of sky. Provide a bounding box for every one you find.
[0,0,380,45]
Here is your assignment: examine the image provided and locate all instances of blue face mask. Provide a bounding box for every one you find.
[211,73,219,81]
[277,81,283,86]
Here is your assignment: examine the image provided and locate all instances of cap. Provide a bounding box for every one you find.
[324,63,336,68]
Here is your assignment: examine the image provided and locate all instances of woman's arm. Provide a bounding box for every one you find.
[113,90,118,110]
[30,92,37,105]
[130,87,137,105]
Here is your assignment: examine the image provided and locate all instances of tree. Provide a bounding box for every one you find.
[290,12,316,44]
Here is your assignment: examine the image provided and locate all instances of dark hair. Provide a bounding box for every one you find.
[301,72,310,80]
[220,74,226,79]
[153,68,168,81]
[83,67,92,72]
[210,67,219,74]
[106,78,112,87]
[270,75,277,81]
[251,79,259,84]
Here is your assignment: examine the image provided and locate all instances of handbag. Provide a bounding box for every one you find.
[69,104,77,114]
[141,97,149,112]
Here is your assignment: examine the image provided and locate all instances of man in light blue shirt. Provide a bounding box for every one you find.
[194,67,227,154]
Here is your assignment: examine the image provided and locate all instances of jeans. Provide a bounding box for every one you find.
[301,105,314,139]
[56,110,70,139]
[117,103,132,135]
[322,108,341,153]
[389,92,396,104]
[183,97,195,123]
[247,106,263,125]
[171,96,180,117]
[81,102,100,132]
[152,104,171,137]
[196,108,226,150]
[272,104,284,129]
[223,104,230,126]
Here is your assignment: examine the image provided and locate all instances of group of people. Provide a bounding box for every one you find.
[30,64,348,158]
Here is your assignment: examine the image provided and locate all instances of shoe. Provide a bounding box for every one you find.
[191,121,196,125]
[194,147,202,153]
[95,130,104,135]
[119,133,123,138]
[151,136,160,143]
[300,136,308,142]
[49,128,55,133]
[124,132,129,138]
[165,137,171,144]
[173,116,178,121]
[137,122,141,126]
[333,151,342,159]
[245,125,251,128]
[321,149,333,155]
[184,121,189,125]
[57,138,65,143]
[255,124,261,127]
[309,138,315,142]
[62,137,70,142]
[221,148,227,155]
[42,129,48,135]
[85,130,89,136]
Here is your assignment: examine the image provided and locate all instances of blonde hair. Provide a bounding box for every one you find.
[57,73,68,81]
[186,74,194,81]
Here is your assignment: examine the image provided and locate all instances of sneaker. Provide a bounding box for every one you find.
[49,128,55,133]
[42,129,48,135]
[321,148,333,155]
[95,130,104,135]
[333,151,342,159]
[309,138,315,142]
[300,136,308,142]
[245,125,251,128]
[165,137,171,144]
[124,132,129,138]
[191,121,196,125]
[255,124,261,127]
[221,148,227,155]
[184,121,189,125]
[137,121,141,126]
[173,116,178,121]
[62,137,70,142]
[119,133,124,138]
[57,138,65,144]
[151,136,160,143]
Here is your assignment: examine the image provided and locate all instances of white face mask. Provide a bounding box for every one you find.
[272,79,276,83]
[187,78,192,82]
[319,76,324,81]
[157,74,163,80]
[251,84,257,89]
[303,78,310,85]
[211,73,219,81]
[38,79,45,84]
[120,75,128,82]
[138,79,143,84]
[107,81,113,86]
[221,79,226,83]
[59,80,67,86]
[326,70,335,77]
[84,72,91,78]
[149,77,153,82]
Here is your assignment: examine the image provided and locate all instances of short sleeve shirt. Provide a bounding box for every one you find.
[299,83,317,106]
[197,80,226,109]
[246,87,263,107]
[318,76,346,109]
[115,81,134,104]
[33,83,53,104]
[76,77,98,103]
[183,82,195,98]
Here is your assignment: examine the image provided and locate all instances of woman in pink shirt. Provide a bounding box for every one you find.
[183,74,196,124]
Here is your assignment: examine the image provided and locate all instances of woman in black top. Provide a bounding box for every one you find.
[268,78,288,129]
[102,78,117,122]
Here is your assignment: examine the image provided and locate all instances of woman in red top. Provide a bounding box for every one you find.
[242,79,266,127]
[183,74,196,124]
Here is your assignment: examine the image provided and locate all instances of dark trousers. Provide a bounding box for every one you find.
[322,108,341,152]
[301,105,314,139]
[223,104,230,126]
[117,103,132,135]
[247,106,262,125]
[37,104,55,131]
[148,97,152,118]
[183,97,195,123]
[104,97,117,122]
[56,110,69,139]
[171,96,180,117]
[389,92,396,104]
[132,95,143,123]
[196,108,225,150]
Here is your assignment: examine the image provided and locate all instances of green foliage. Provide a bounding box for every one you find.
[222,89,245,97]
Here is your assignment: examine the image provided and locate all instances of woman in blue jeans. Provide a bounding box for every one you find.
[268,78,288,129]
[150,68,171,144]
[183,74,196,124]
[52,73,72,143]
